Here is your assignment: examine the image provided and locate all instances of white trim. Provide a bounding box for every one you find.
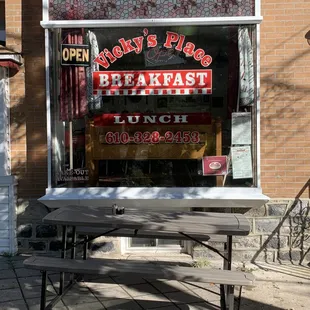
[8,177,17,254]
[0,176,15,185]
[5,67,10,175]
[42,0,49,22]
[39,187,269,209]
[0,176,17,255]
[45,29,52,188]
[255,0,261,16]
[0,54,23,65]
[256,23,261,187]
[40,16,263,29]
[0,67,10,176]
[124,244,182,254]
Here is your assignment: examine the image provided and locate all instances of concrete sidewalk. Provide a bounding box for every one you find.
[0,255,309,310]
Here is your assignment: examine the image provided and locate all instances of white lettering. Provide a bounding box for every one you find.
[111,74,122,86]
[114,116,125,124]
[172,73,184,86]
[185,72,195,86]
[127,116,140,124]
[159,115,171,124]
[163,73,173,86]
[149,73,161,86]
[124,74,134,86]
[136,73,147,87]
[143,115,156,124]
[197,72,208,86]
[174,115,188,124]
[99,74,109,87]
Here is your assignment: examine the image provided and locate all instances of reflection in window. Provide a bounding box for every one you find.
[51,25,256,188]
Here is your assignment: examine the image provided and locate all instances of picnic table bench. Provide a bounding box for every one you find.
[23,205,255,310]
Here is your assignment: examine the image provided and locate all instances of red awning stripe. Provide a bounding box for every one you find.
[0,60,20,71]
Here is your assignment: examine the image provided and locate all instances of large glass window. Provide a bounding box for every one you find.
[50,25,257,188]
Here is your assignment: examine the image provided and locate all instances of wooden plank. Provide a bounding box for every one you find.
[24,256,255,287]
[0,239,9,247]
[0,222,9,230]
[0,203,8,213]
[0,247,9,253]
[0,187,8,196]
[0,213,9,226]
[76,226,238,243]
[0,230,9,239]
[43,206,250,236]
[0,195,8,204]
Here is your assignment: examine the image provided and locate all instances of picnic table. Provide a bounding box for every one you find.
[24,205,254,310]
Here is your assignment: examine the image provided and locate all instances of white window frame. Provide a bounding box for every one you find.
[39,0,269,210]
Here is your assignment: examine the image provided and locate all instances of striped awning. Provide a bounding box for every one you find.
[0,60,20,71]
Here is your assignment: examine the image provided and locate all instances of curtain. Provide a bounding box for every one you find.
[60,29,87,121]
[86,30,103,113]
[227,26,239,118]
[238,26,254,108]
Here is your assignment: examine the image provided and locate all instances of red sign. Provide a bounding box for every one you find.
[202,156,228,176]
[94,28,212,69]
[94,112,212,126]
[93,69,212,96]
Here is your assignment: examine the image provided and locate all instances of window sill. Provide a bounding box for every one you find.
[39,187,269,209]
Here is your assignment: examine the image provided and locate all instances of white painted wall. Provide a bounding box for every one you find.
[0,67,16,255]
[0,67,10,176]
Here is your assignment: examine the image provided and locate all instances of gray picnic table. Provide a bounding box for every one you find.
[24,205,253,310]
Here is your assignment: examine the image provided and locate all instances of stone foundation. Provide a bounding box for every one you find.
[193,200,310,264]
[16,199,310,264]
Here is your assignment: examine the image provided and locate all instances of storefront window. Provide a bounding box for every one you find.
[50,25,257,188]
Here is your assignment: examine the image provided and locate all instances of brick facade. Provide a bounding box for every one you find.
[260,0,310,198]
[2,0,310,261]
[4,0,47,199]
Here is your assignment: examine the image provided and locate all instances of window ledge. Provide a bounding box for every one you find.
[0,54,23,65]
[39,187,269,209]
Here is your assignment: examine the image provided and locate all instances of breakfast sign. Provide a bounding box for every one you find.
[92,28,213,96]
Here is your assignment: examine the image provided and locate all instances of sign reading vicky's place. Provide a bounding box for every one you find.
[92,28,213,96]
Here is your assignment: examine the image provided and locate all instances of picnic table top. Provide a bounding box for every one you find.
[43,205,250,236]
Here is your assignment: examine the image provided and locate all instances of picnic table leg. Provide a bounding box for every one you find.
[40,271,47,310]
[59,225,67,295]
[226,235,234,310]
[83,236,88,260]
[70,226,77,283]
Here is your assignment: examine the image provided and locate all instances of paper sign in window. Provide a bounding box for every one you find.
[231,112,251,145]
[231,146,253,179]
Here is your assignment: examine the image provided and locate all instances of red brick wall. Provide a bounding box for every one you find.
[260,0,310,198]
[4,0,310,200]
[5,0,47,198]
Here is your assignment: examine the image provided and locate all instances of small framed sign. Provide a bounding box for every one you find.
[202,156,228,176]
[61,44,90,66]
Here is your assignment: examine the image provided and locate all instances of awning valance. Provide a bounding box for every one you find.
[0,60,20,71]
[0,54,23,74]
